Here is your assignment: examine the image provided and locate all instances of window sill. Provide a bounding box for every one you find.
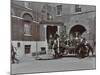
[56,15,62,16]
[25,7,32,10]
[75,11,82,13]
[24,34,32,36]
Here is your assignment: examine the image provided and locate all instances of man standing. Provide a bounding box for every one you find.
[48,34,54,56]
[53,32,60,58]
[11,44,19,64]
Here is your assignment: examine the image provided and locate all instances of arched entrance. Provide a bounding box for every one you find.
[47,26,58,43]
[69,25,86,38]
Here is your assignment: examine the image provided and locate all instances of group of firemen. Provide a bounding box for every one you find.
[48,32,94,59]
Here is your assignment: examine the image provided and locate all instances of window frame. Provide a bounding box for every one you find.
[24,2,32,10]
[24,45,31,54]
[56,5,62,16]
[75,5,82,12]
[24,21,32,36]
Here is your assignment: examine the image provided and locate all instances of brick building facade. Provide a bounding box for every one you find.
[11,0,96,57]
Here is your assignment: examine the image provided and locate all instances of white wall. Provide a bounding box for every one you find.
[11,41,48,57]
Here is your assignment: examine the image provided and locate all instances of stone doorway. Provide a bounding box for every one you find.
[46,26,58,43]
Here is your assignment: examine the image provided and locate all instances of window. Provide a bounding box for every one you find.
[25,45,31,54]
[24,22,31,36]
[75,5,81,12]
[24,2,30,8]
[17,42,20,47]
[56,5,62,16]
[11,8,15,15]
[47,13,53,20]
[23,13,32,36]
[24,2,32,10]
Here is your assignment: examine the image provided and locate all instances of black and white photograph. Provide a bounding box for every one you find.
[11,0,96,74]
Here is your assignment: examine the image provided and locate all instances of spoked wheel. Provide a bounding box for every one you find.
[80,46,90,58]
[77,45,88,58]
